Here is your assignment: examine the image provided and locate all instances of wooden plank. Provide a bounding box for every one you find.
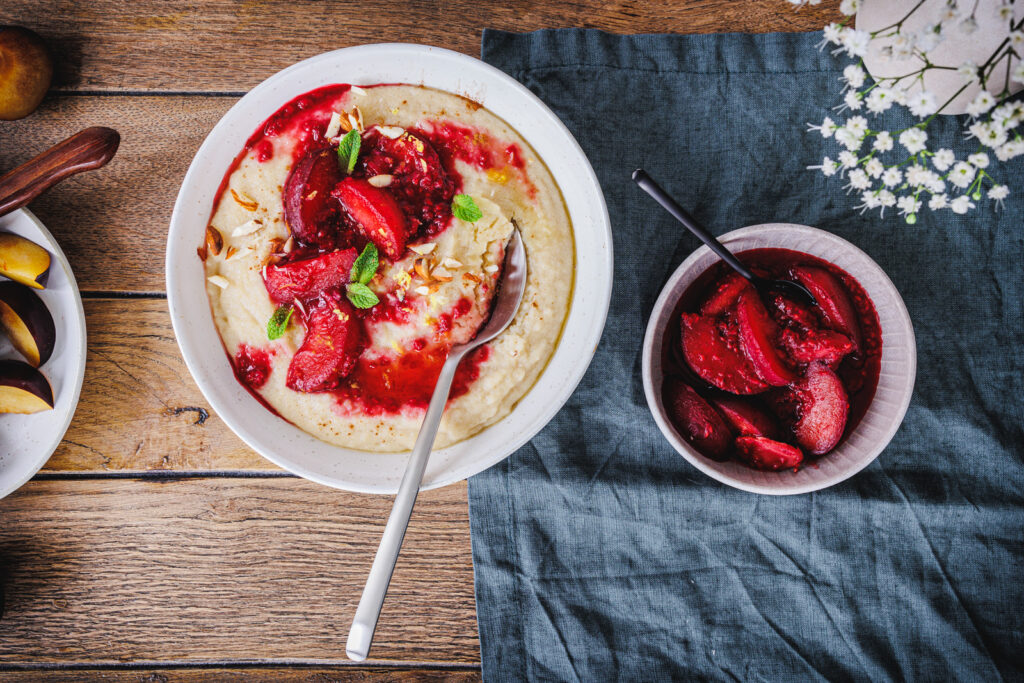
[0,478,478,665]
[0,96,231,293]
[2,1,841,92]
[0,668,481,681]
[47,298,271,473]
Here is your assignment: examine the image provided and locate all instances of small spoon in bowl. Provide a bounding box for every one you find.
[346,228,528,662]
[632,168,816,306]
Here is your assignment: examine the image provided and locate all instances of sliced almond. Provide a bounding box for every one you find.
[205,226,224,256]
[431,266,453,281]
[442,257,463,269]
[377,125,405,139]
[350,85,367,96]
[484,264,499,274]
[283,235,294,253]
[230,188,259,212]
[225,246,238,260]
[409,242,436,255]
[267,237,285,253]
[368,174,393,188]
[427,282,443,294]
[414,285,431,296]
[348,106,364,132]
[325,111,343,139]
[338,114,353,133]
[414,258,431,281]
[462,272,481,284]
[207,274,229,289]
[232,217,264,237]
[293,298,307,318]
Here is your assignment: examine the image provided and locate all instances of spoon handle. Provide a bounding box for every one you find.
[632,168,754,281]
[0,127,120,218]
[346,347,467,662]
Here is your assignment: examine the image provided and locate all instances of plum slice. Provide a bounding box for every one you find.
[0,359,53,413]
[701,272,754,316]
[735,436,803,471]
[770,293,819,331]
[664,379,733,460]
[680,312,769,395]
[710,396,778,438]
[791,265,863,352]
[0,281,55,367]
[779,362,850,455]
[332,177,409,260]
[779,327,853,368]
[286,292,364,393]
[283,145,345,250]
[263,248,358,304]
[0,232,50,289]
[736,292,800,386]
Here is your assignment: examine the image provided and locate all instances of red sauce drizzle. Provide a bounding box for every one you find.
[417,121,537,199]
[233,343,273,390]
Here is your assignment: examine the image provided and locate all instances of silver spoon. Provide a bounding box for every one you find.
[632,168,816,306]
[346,228,528,662]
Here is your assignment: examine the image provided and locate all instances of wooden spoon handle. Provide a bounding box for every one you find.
[0,126,120,217]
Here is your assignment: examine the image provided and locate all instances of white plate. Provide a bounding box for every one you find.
[166,44,613,494]
[0,208,87,500]
[643,224,916,495]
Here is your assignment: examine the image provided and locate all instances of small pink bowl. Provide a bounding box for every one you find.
[642,223,916,495]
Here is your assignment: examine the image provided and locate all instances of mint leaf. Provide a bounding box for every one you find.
[346,282,379,309]
[267,305,293,340]
[337,129,361,174]
[350,243,379,285]
[452,194,483,222]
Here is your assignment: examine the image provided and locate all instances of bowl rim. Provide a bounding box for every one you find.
[166,43,613,493]
[642,223,916,495]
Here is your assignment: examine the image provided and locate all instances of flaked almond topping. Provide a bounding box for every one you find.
[267,237,285,253]
[368,174,393,188]
[350,85,367,96]
[197,244,208,262]
[325,111,343,139]
[338,114,353,133]
[207,274,229,289]
[348,106,364,132]
[205,226,224,256]
[462,272,482,284]
[377,125,405,139]
[225,246,238,260]
[442,257,463,269]
[283,235,294,253]
[431,266,453,281]
[414,258,431,280]
[414,285,431,296]
[293,298,307,318]
[261,265,268,280]
[232,218,264,237]
[427,282,443,294]
[409,242,436,255]
[484,264,500,274]
[230,188,259,211]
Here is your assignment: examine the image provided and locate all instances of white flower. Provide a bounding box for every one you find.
[843,89,864,111]
[995,139,1024,161]
[839,0,860,15]
[856,190,882,213]
[882,167,903,187]
[897,195,921,217]
[842,64,866,90]
[958,61,979,82]
[968,120,1008,149]
[1011,31,1024,50]
[967,152,990,169]
[835,127,863,151]
[839,150,859,168]
[948,161,976,188]
[959,15,978,34]
[907,90,938,118]
[927,176,946,194]
[877,190,897,216]
[807,116,839,138]
[873,131,894,152]
[937,1,959,23]
[929,193,949,210]
[840,28,872,57]
[891,33,915,61]
[989,184,1009,210]
[999,3,1015,20]
[965,91,996,118]
[865,158,884,178]
[916,25,943,53]
[906,164,931,187]
[931,148,955,171]
[819,22,843,48]
[866,88,895,114]
[846,168,872,191]
[950,195,975,214]
[1014,63,1024,85]
[899,127,928,154]
[846,116,868,137]
[808,156,840,177]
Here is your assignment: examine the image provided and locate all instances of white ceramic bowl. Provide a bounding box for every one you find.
[642,224,916,495]
[167,44,612,494]
[0,208,87,500]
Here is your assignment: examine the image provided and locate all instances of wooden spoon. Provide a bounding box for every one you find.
[0,127,120,218]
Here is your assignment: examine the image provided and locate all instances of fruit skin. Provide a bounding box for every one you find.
[663,378,733,460]
[332,177,409,260]
[710,396,778,438]
[701,272,754,316]
[0,281,55,366]
[680,312,769,395]
[0,359,53,413]
[735,436,803,471]
[283,146,345,250]
[0,232,50,289]
[263,248,357,305]
[0,27,53,121]
[791,265,863,352]
[286,293,364,393]
[736,292,800,386]
[782,362,850,456]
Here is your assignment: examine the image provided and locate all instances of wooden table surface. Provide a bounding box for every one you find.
[0,1,839,680]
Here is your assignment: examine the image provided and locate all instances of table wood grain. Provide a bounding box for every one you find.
[0,1,840,678]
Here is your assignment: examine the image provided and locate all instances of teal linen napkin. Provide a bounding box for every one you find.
[468,28,1023,681]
